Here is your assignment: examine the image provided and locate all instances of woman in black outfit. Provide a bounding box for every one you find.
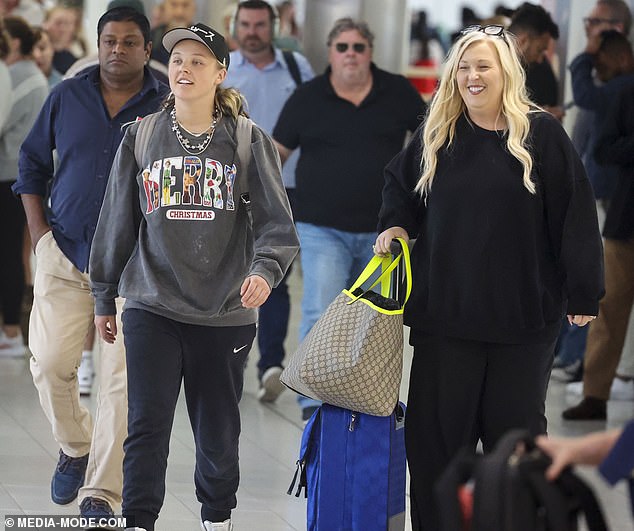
[374,25,604,531]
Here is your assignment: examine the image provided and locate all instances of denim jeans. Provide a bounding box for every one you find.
[554,317,588,367]
[295,222,376,410]
[256,263,291,379]
[256,189,295,379]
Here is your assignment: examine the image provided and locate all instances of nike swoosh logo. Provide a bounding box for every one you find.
[233,345,248,354]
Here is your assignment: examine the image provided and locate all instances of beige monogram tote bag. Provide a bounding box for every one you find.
[280,238,412,416]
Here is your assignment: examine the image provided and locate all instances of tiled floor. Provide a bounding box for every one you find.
[1,266,633,530]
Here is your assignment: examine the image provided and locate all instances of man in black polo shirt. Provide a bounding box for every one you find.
[273,17,425,420]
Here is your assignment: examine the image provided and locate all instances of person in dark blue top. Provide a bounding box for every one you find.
[11,6,168,521]
[569,5,634,203]
[537,420,634,518]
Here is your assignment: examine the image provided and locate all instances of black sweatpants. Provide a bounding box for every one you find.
[0,182,25,325]
[406,333,555,531]
[121,308,256,531]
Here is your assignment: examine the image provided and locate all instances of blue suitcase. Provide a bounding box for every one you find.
[288,402,407,531]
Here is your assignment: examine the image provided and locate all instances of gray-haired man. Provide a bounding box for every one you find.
[273,17,425,420]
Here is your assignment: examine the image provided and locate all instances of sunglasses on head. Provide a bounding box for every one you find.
[461,24,506,37]
[334,42,367,53]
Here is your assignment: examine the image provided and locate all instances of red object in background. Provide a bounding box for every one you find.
[457,483,474,530]
[406,58,438,100]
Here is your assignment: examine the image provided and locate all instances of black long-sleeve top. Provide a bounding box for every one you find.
[378,111,604,344]
[594,85,634,240]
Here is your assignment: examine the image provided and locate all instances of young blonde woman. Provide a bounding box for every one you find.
[375,26,604,531]
[90,23,298,531]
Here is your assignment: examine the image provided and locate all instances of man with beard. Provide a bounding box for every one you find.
[224,0,313,404]
[273,17,425,421]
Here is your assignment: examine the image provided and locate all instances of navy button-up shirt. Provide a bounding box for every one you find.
[13,65,168,272]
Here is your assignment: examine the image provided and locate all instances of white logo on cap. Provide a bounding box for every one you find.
[190,25,215,42]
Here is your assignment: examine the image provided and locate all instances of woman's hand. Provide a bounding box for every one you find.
[536,429,622,481]
[567,315,596,327]
[240,275,271,308]
[536,435,585,481]
[95,315,117,344]
[374,227,409,256]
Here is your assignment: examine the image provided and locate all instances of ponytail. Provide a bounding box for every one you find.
[215,87,248,119]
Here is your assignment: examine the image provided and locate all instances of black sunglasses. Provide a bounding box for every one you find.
[461,24,506,37]
[334,42,367,53]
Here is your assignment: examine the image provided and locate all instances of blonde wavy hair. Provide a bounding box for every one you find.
[416,29,536,196]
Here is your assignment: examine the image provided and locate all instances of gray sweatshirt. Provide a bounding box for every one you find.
[90,110,299,327]
[0,60,48,182]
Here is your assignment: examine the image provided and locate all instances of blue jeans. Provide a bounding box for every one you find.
[256,189,295,379]
[256,263,291,378]
[554,317,588,367]
[295,222,376,410]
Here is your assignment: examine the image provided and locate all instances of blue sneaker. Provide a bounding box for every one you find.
[80,496,114,517]
[51,450,88,505]
[81,497,114,529]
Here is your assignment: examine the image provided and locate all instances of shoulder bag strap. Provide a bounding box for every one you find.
[134,112,160,169]
[235,115,253,171]
[282,50,302,87]
[346,237,412,308]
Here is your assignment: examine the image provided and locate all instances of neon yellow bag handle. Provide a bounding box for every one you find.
[344,237,412,309]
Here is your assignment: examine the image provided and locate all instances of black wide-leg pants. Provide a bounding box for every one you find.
[406,333,555,531]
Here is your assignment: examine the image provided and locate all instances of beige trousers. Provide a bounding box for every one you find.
[583,238,634,400]
[29,231,126,508]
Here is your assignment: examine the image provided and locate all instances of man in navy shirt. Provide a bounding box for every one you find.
[12,6,168,520]
[569,1,634,203]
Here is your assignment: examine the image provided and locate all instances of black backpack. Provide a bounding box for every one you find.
[435,429,609,531]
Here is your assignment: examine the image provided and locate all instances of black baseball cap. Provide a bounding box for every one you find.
[162,23,230,69]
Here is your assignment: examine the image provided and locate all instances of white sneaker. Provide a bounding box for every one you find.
[550,359,583,383]
[257,366,285,403]
[78,352,94,396]
[201,518,233,531]
[610,377,634,401]
[0,331,26,358]
[566,378,634,401]
[125,528,147,531]
[566,381,583,395]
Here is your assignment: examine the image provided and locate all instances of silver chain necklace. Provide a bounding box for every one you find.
[170,107,219,155]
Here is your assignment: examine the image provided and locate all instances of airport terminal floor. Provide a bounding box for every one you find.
[1,265,633,530]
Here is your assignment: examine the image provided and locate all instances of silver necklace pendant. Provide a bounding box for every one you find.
[170,107,219,155]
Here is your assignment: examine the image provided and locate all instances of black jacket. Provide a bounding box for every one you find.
[379,111,604,344]
[594,85,634,240]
